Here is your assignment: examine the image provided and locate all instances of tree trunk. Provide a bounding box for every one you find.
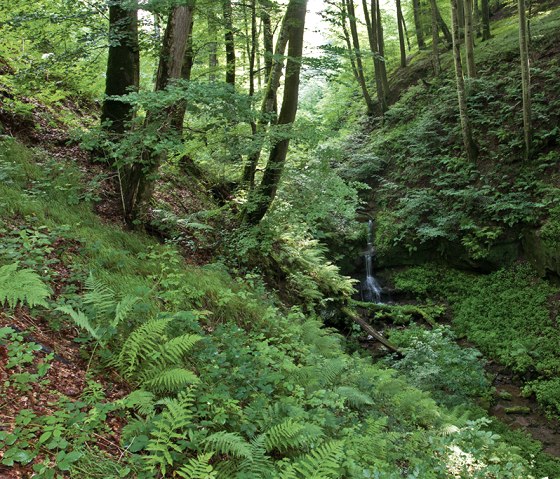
[374,0,390,99]
[451,0,477,162]
[121,5,192,225]
[223,0,236,85]
[412,0,426,49]
[244,0,307,225]
[474,0,481,37]
[361,0,387,113]
[436,4,453,45]
[101,0,140,134]
[481,0,491,40]
[260,0,274,79]
[429,0,441,74]
[464,0,477,77]
[396,0,407,67]
[345,0,375,114]
[208,13,218,81]
[518,0,532,159]
[242,0,293,185]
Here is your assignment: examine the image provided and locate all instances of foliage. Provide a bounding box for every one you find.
[0,262,51,308]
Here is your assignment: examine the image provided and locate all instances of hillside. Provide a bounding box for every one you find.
[1,0,560,477]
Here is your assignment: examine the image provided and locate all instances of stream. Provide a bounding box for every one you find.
[358,221,560,458]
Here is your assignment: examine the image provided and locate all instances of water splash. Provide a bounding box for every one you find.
[362,219,382,303]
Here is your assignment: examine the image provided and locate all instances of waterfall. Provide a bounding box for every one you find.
[362,219,383,303]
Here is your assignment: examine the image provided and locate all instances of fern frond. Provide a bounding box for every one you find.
[318,358,346,387]
[177,453,217,479]
[120,389,156,417]
[56,305,101,341]
[335,386,374,408]
[237,436,274,478]
[203,431,252,459]
[0,263,51,308]
[157,333,202,366]
[264,419,305,452]
[142,367,199,393]
[118,317,172,376]
[84,273,116,317]
[113,294,139,328]
[282,441,343,479]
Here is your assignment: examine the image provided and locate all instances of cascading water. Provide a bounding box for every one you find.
[362,219,383,303]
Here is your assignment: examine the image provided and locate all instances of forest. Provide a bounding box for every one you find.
[0,0,560,477]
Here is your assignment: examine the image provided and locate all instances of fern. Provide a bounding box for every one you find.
[83,273,116,318]
[141,367,199,393]
[317,358,346,387]
[335,386,374,408]
[203,431,252,459]
[263,419,323,453]
[0,262,51,308]
[145,389,195,475]
[56,305,102,341]
[280,441,343,479]
[177,453,217,479]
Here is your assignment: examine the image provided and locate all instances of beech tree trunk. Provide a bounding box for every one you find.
[345,0,375,114]
[244,0,307,225]
[451,0,477,162]
[436,4,453,45]
[223,0,236,85]
[121,5,192,225]
[374,0,390,99]
[396,0,407,67]
[362,0,387,112]
[481,0,491,40]
[242,0,292,186]
[412,0,426,49]
[518,0,532,159]
[429,0,441,74]
[464,0,477,77]
[101,0,140,134]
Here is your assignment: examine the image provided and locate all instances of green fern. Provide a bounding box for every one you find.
[145,389,195,475]
[203,431,252,459]
[177,453,217,479]
[0,262,51,308]
[56,305,101,341]
[83,273,116,318]
[280,441,343,479]
[141,367,199,393]
[335,386,374,408]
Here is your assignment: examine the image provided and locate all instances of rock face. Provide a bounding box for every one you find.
[523,228,560,281]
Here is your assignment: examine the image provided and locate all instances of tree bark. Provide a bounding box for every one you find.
[429,0,441,74]
[121,5,192,225]
[412,0,426,49]
[396,0,407,67]
[374,0,390,99]
[223,0,236,86]
[451,0,477,162]
[242,0,293,186]
[101,0,140,134]
[436,4,453,45]
[244,0,307,225]
[362,0,387,112]
[464,0,477,77]
[518,0,532,159]
[345,0,375,114]
[481,0,491,40]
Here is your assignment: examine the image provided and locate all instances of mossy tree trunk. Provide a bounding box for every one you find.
[451,0,478,162]
[223,0,236,86]
[518,0,532,160]
[244,0,307,225]
[412,0,426,49]
[464,0,477,77]
[101,0,140,134]
[481,0,491,40]
[344,0,375,115]
[121,4,193,226]
[396,0,407,67]
[429,0,441,74]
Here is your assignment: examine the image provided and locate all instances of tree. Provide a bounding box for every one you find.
[120,3,194,225]
[412,0,426,49]
[396,0,407,67]
[344,0,375,114]
[451,0,477,162]
[223,0,236,86]
[429,0,441,74]
[518,0,531,159]
[464,0,477,77]
[244,0,307,225]
[101,0,140,134]
[481,0,491,40]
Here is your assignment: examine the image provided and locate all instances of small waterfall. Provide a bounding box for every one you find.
[362,219,383,303]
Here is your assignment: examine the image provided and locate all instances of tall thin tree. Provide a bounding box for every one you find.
[451,0,477,162]
[464,0,477,77]
[518,0,532,159]
[396,0,407,67]
[244,0,307,225]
